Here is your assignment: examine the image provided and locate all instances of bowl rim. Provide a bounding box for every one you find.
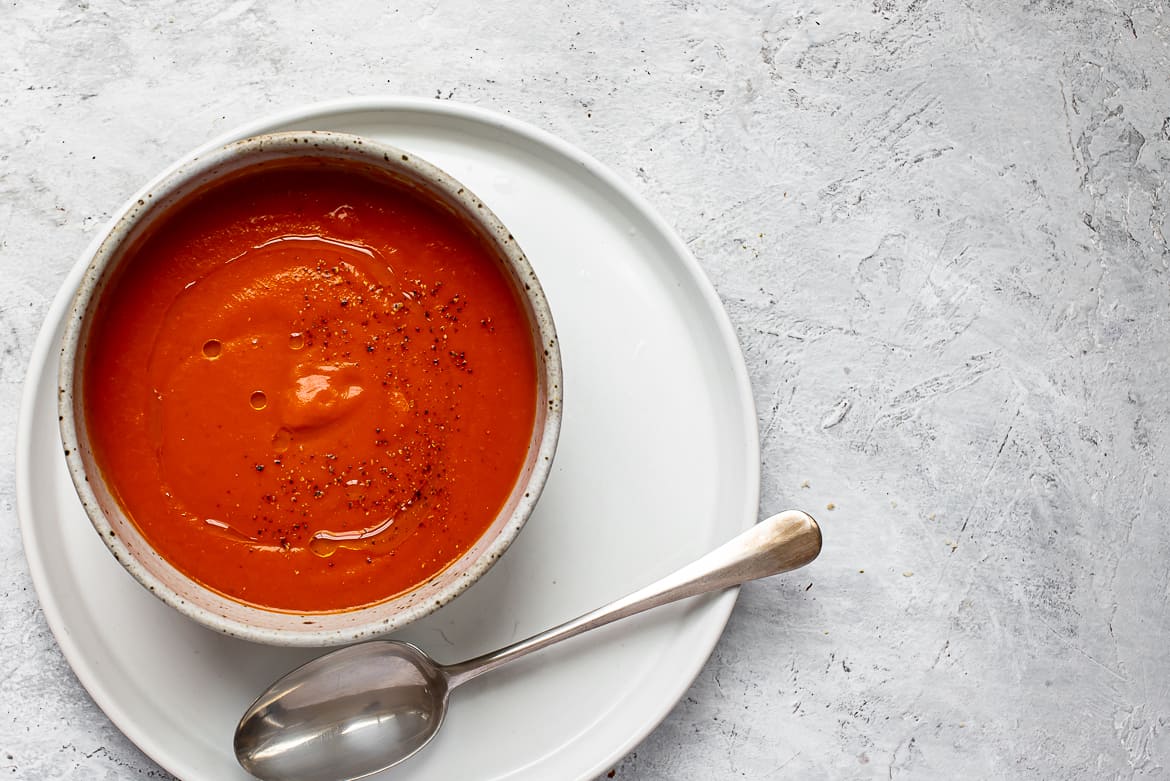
[57,130,563,646]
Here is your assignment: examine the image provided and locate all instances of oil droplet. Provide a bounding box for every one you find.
[202,339,222,359]
[288,331,305,350]
[272,427,292,452]
[203,517,255,542]
[309,516,395,558]
[250,390,268,410]
[309,537,338,558]
[344,479,363,500]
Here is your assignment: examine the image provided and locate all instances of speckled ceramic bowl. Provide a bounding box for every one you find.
[58,131,562,647]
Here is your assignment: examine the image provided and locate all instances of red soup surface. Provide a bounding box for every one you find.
[84,161,538,613]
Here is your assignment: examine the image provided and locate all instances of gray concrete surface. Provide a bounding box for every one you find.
[2,0,1168,778]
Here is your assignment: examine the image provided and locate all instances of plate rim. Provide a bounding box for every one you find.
[16,95,761,780]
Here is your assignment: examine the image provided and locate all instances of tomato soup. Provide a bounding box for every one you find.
[83,162,538,613]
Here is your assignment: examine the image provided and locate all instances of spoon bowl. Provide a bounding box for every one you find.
[236,509,823,780]
[236,642,449,781]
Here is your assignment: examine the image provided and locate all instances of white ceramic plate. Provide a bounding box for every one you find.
[17,98,760,781]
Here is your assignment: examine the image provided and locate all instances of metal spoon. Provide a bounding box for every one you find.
[235,509,822,781]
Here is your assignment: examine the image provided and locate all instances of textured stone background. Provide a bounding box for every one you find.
[3,0,1169,778]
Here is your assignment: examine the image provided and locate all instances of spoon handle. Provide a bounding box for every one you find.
[442,509,821,688]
